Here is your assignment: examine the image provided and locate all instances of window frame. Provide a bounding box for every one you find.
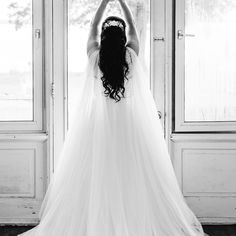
[175,0,236,132]
[0,0,43,132]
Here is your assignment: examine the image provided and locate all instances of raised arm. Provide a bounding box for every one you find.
[87,0,109,56]
[118,0,139,55]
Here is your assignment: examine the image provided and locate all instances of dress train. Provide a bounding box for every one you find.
[18,47,207,236]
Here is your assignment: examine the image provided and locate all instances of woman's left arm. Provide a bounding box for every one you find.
[87,0,110,56]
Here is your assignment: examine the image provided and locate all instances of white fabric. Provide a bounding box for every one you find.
[18,47,205,236]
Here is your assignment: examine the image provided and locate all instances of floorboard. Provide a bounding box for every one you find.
[0,225,235,236]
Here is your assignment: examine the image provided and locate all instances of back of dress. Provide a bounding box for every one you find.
[19,45,205,236]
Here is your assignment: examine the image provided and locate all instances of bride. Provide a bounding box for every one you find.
[19,0,209,235]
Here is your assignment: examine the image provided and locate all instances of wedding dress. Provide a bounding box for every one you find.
[18,47,206,236]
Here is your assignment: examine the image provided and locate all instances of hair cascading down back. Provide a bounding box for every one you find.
[99,16,129,102]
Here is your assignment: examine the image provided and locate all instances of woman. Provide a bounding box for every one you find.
[19,0,209,235]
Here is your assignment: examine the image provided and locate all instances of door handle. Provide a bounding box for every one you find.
[34,29,41,39]
[177,30,184,40]
[185,33,195,37]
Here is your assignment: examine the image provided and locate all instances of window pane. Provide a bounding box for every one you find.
[0,0,33,121]
[185,0,236,122]
[68,0,150,126]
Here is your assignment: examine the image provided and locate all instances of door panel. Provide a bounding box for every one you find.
[186,197,236,223]
[0,0,47,224]
[171,134,236,223]
[172,0,236,223]
[0,139,47,224]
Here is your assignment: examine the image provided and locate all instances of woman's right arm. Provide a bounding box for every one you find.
[118,0,139,55]
[87,0,109,56]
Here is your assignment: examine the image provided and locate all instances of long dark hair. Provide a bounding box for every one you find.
[99,16,129,103]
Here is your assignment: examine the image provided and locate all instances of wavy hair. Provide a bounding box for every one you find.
[98,16,129,102]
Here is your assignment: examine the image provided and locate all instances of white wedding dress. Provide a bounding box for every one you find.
[18,47,206,236]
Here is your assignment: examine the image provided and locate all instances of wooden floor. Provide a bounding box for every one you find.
[0,226,34,236]
[0,225,235,236]
[203,225,236,236]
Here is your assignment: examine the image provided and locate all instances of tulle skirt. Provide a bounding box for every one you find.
[18,48,205,236]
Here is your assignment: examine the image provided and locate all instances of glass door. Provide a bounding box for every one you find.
[67,0,151,128]
[0,1,33,121]
[0,0,43,131]
[175,0,236,131]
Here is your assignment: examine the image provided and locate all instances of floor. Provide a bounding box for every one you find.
[0,225,236,236]
[0,226,33,236]
[203,225,236,236]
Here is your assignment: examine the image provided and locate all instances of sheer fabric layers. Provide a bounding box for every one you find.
[18,48,204,236]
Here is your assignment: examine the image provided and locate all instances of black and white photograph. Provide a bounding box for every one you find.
[0,0,236,235]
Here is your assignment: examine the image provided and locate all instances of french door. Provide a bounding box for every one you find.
[175,0,236,132]
[172,0,236,224]
[0,0,43,131]
[66,0,165,131]
[0,0,47,224]
[53,0,166,167]
[0,0,166,225]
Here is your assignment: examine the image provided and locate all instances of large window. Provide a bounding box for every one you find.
[0,0,43,130]
[175,0,236,131]
[67,0,151,127]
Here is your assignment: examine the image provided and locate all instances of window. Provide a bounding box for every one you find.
[0,0,43,131]
[67,0,151,127]
[175,0,236,131]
